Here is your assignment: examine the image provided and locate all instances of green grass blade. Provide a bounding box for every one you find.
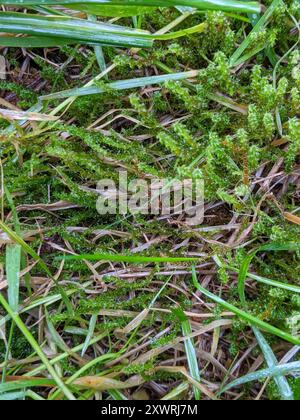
[1,392,27,400]
[0,1,261,15]
[252,327,294,400]
[174,308,201,400]
[88,14,107,73]
[0,378,57,394]
[0,220,52,278]
[247,273,300,294]
[109,389,129,400]
[68,4,154,16]
[229,0,283,67]
[81,314,98,357]
[0,293,76,400]
[40,70,199,101]
[238,243,300,306]
[0,391,27,400]
[234,242,296,401]
[0,12,207,48]
[222,361,300,394]
[61,253,198,263]
[0,12,154,48]
[161,381,189,399]
[0,36,74,48]
[0,220,73,315]
[28,332,108,377]
[191,266,300,347]
[214,256,300,296]
[6,244,21,312]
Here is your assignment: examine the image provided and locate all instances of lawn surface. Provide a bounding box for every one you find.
[0,0,300,401]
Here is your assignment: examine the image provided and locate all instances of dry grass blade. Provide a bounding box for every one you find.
[284,212,300,226]
[154,366,216,400]
[73,374,145,391]
[0,109,59,122]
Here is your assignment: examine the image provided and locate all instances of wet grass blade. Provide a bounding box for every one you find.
[191,266,300,347]
[252,327,294,400]
[235,244,296,401]
[6,244,21,312]
[174,308,201,400]
[0,12,154,48]
[0,1,261,15]
[40,70,199,101]
[233,241,296,401]
[222,361,300,394]
[0,391,26,400]
[0,10,206,48]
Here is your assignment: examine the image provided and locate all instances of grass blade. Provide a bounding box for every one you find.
[0,10,206,49]
[0,391,26,400]
[0,219,73,314]
[191,266,300,347]
[238,243,300,306]
[0,36,74,48]
[0,108,59,121]
[6,244,21,312]
[0,12,154,48]
[214,256,300,295]
[174,308,201,400]
[222,361,300,393]
[0,1,261,15]
[0,293,75,400]
[161,381,189,399]
[230,0,283,67]
[40,70,199,101]
[252,327,294,400]
[88,14,107,73]
[81,314,98,357]
[0,378,56,394]
[61,253,198,263]
[108,389,128,400]
[252,327,294,401]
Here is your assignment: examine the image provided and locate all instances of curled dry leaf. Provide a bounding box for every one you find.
[73,374,144,391]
